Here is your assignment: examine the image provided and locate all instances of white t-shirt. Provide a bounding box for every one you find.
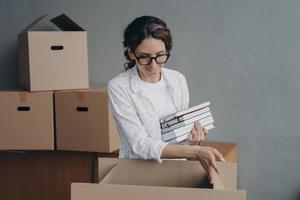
[136,73,177,120]
[136,74,188,161]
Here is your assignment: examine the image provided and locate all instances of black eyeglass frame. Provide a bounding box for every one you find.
[132,51,170,66]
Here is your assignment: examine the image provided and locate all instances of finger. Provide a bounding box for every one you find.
[191,128,197,141]
[200,159,211,181]
[193,128,201,142]
[202,157,214,183]
[208,166,217,184]
[203,127,208,136]
[188,133,193,141]
[208,152,220,175]
[199,128,205,141]
[193,122,202,141]
[192,126,197,135]
[195,121,202,131]
[197,131,203,142]
[213,148,225,162]
[196,122,206,140]
[208,151,219,173]
[199,159,208,173]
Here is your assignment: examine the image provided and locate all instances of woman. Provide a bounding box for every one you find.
[107,16,225,183]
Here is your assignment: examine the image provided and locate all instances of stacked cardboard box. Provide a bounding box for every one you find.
[0,91,54,150]
[55,88,120,152]
[18,14,89,92]
[0,14,119,152]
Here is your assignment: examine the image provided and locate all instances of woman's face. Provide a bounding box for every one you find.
[129,37,167,83]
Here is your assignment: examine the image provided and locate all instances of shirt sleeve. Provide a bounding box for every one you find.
[107,81,168,162]
[181,74,190,110]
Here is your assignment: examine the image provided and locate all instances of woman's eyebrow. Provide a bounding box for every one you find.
[139,50,166,55]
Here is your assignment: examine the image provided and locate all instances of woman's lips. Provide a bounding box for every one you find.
[145,68,156,74]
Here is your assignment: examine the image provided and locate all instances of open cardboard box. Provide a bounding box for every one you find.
[18,14,89,91]
[72,158,246,200]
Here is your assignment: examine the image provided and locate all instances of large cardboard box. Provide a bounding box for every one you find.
[0,91,54,150]
[72,158,246,200]
[18,14,89,91]
[55,88,120,152]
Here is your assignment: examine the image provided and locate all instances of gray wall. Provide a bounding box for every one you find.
[1,0,300,200]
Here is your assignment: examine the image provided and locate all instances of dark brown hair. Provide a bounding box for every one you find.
[123,16,172,70]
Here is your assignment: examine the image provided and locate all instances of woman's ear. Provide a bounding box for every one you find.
[128,49,135,61]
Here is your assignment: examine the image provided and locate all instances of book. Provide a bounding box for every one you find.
[166,123,215,144]
[161,111,212,134]
[159,101,210,124]
[162,117,214,142]
[160,107,210,129]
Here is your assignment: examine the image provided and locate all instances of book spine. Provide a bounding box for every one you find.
[159,101,210,124]
[160,117,180,129]
[161,107,210,129]
[175,101,210,117]
[166,123,215,144]
[162,118,214,142]
[161,112,212,134]
[179,107,210,121]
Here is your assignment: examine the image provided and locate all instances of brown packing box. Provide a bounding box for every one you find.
[18,14,89,91]
[0,91,54,150]
[71,158,246,200]
[55,87,120,152]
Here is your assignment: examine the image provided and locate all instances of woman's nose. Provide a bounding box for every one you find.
[148,59,158,68]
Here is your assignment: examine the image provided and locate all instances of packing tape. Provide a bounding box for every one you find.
[19,92,27,103]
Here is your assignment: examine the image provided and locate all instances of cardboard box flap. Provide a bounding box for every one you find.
[98,158,119,182]
[50,14,85,31]
[98,158,237,190]
[20,13,85,33]
[71,183,246,200]
[20,14,47,33]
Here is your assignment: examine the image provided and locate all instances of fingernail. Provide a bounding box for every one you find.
[210,180,214,184]
[221,157,226,162]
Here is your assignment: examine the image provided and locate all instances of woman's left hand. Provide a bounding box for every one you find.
[187,121,208,145]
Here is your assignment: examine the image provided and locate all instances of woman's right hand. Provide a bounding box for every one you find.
[192,145,225,183]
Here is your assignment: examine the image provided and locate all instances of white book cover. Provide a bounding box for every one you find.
[162,118,214,141]
[161,111,212,134]
[161,107,210,129]
[167,123,215,144]
[160,101,210,123]
[179,107,210,121]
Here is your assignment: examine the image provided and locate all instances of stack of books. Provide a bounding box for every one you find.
[160,101,215,144]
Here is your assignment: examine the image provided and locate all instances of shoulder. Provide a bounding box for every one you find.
[107,68,132,90]
[162,67,187,83]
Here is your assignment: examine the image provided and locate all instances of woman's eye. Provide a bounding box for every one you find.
[140,56,150,59]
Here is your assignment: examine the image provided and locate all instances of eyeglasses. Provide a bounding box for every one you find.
[133,51,170,66]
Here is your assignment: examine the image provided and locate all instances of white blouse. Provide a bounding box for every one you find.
[107,66,189,162]
[135,72,177,119]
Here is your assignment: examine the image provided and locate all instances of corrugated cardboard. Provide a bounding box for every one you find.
[71,158,246,200]
[18,14,89,91]
[55,87,120,152]
[0,91,54,150]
